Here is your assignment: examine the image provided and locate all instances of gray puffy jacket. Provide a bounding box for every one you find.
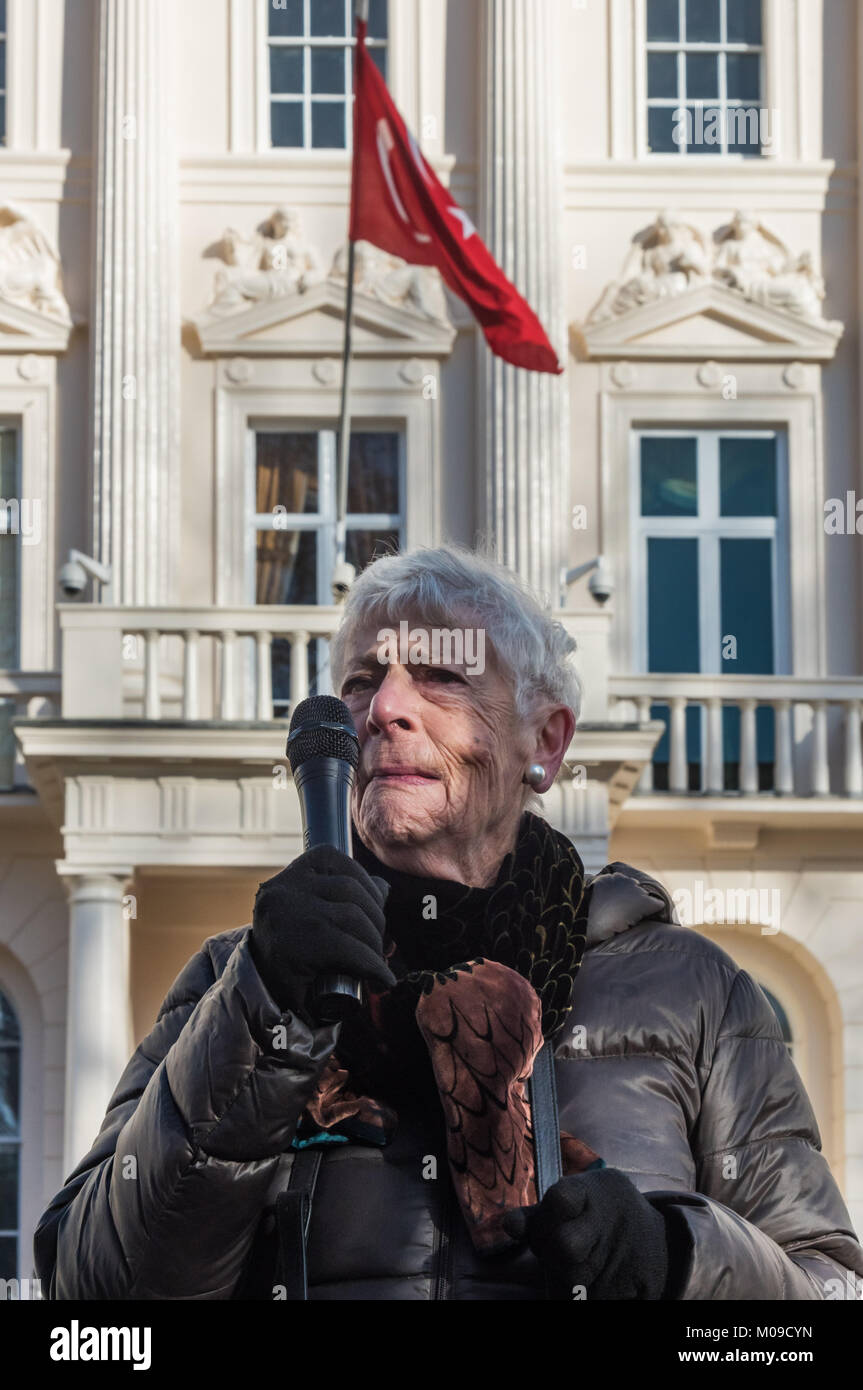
[34,862,863,1300]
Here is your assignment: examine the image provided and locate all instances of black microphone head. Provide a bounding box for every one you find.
[287,695,360,774]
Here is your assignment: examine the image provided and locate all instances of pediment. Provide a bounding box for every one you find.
[186,278,457,358]
[0,296,73,352]
[573,281,843,362]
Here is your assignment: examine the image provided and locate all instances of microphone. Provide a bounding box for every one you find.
[286,694,364,1023]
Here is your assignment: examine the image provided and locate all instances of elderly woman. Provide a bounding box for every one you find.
[36,545,863,1301]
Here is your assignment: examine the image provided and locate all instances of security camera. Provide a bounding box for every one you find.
[58,549,112,599]
[587,556,614,606]
[331,559,356,603]
[559,554,614,608]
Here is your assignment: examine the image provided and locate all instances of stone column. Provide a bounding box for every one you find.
[58,871,133,1175]
[90,0,180,605]
[477,0,569,606]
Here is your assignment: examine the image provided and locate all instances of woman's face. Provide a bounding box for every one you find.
[339,612,539,884]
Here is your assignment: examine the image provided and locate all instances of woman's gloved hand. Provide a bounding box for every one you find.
[249,845,396,1022]
[502,1168,674,1300]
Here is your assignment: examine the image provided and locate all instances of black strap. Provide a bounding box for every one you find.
[528,1040,562,1200]
[275,1147,323,1300]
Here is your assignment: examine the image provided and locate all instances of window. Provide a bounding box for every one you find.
[634,429,788,789]
[0,989,20,1280]
[0,427,20,670]
[0,0,6,147]
[757,983,793,1059]
[645,0,764,155]
[268,0,387,150]
[253,428,403,707]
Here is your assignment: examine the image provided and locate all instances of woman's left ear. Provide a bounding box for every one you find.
[530,706,576,790]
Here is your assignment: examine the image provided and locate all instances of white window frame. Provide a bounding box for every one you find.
[630,426,790,676]
[643,0,765,156]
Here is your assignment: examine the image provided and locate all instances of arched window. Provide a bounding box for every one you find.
[0,989,20,1278]
[757,981,793,1059]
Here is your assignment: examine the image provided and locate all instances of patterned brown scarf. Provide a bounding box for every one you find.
[292,812,603,1254]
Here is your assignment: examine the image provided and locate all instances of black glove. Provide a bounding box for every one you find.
[502,1168,672,1300]
[249,845,396,1022]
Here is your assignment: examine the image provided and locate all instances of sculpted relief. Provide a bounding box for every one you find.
[0,204,71,323]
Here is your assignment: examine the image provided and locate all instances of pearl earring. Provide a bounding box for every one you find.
[524,763,546,789]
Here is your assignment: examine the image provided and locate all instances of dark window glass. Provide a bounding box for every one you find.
[726,52,760,101]
[346,530,399,572]
[720,437,777,516]
[310,0,347,38]
[0,1236,16,1280]
[0,431,18,669]
[686,105,723,153]
[720,537,774,674]
[0,1050,19,1138]
[647,0,679,42]
[270,46,304,94]
[312,102,345,148]
[726,105,762,155]
[647,106,680,153]
[686,0,720,42]
[727,0,762,45]
[648,51,678,99]
[256,434,318,516]
[268,0,303,37]
[0,994,19,1044]
[343,433,400,514]
[641,438,698,516]
[257,529,317,607]
[271,102,304,148]
[0,95,5,147]
[648,538,700,672]
[686,52,718,99]
[0,41,5,89]
[369,47,387,81]
[312,48,346,94]
[368,0,388,39]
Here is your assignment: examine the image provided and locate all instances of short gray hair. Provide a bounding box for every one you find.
[329,543,583,721]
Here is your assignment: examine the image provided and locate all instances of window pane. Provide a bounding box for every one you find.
[720,437,777,516]
[727,0,762,44]
[0,1049,18,1138]
[270,46,303,94]
[269,0,303,37]
[0,1236,16,1280]
[726,105,762,155]
[344,433,399,514]
[726,52,760,101]
[0,1149,17,1228]
[0,0,6,31]
[257,529,317,606]
[0,40,5,88]
[369,47,387,81]
[311,102,346,148]
[720,538,774,673]
[686,52,718,99]
[686,105,723,153]
[641,438,698,516]
[647,106,681,153]
[0,994,19,1043]
[256,434,318,515]
[647,0,679,41]
[346,530,399,572]
[647,538,700,671]
[271,102,304,147]
[312,47,346,94]
[686,0,720,42]
[367,0,388,39]
[648,52,678,99]
[310,0,347,37]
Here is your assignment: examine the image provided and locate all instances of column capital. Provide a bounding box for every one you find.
[54,866,135,901]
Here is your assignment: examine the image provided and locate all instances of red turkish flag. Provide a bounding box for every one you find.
[349,20,563,374]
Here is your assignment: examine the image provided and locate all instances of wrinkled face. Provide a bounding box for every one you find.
[338,612,530,870]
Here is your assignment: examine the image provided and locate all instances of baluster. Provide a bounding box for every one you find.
[256,630,273,720]
[220,630,237,719]
[182,630,199,720]
[811,699,829,795]
[290,630,310,709]
[740,699,758,794]
[669,697,687,793]
[637,696,653,792]
[774,698,794,795]
[706,697,723,793]
[144,630,161,719]
[844,698,862,797]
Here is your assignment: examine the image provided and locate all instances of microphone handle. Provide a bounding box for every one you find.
[293,756,364,1023]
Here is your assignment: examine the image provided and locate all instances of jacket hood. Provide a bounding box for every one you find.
[584,862,679,947]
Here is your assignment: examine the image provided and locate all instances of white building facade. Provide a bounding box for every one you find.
[1,0,862,1285]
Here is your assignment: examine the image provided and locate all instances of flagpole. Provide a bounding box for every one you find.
[334,0,368,581]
